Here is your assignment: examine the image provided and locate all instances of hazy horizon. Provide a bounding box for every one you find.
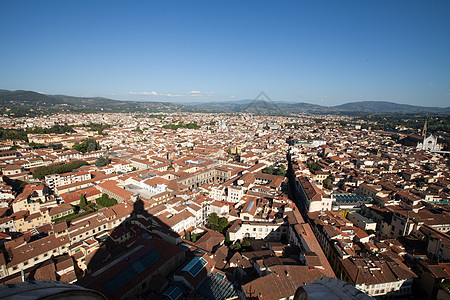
[3,88,450,108]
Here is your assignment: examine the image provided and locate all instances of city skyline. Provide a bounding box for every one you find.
[1,0,449,107]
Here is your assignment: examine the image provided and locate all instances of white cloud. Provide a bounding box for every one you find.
[129,91,158,96]
[127,90,215,98]
[161,93,183,97]
[189,91,203,97]
[189,91,215,97]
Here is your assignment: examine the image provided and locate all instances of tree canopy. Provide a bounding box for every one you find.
[0,124,75,142]
[86,123,111,135]
[72,139,101,153]
[162,122,200,130]
[95,156,111,167]
[96,193,117,207]
[207,212,229,233]
[32,160,88,179]
[308,162,317,173]
[262,164,286,177]
[79,193,88,207]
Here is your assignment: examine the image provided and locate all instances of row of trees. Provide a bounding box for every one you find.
[54,193,116,223]
[185,231,200,242]
[32,160,88,179]
[0,124,75,141]
[162,122,200,130]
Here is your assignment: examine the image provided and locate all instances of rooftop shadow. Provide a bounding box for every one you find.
[75,198,185,299]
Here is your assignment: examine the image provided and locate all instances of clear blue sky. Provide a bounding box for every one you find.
[1,0,449,106]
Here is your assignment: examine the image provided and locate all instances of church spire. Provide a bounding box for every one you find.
[422,119,427,137]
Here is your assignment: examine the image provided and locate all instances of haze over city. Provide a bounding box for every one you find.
[1,0,449,106]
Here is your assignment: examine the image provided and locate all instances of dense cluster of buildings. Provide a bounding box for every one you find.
[0,112,448,299]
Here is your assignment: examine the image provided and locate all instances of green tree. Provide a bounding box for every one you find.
[323,178,332,189]
[191,232,198,242]
[275,165,287,177]
[218,217,229,233]
[262,165,276,175]
[32,160,88,180]
[241,239,252,251]
[207,213,229,233]
[230,240,241,251]
[263,165,286,177]
[225,231,231,245]
[185,230,191,241]
[308,162,317,173]
[96,193,118,207]
[86,123,111,135]
[79,194,88,207]
[87,142,96,152]
[72,139,100,153]
[95,156,111,167]
[208,212,219,226]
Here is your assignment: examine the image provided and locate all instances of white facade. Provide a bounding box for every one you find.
[229,221,284,241]
[0,217,16,232]
[45,172,91,189]
[227,186,244,203]
[170,214,196,234]
[347,212,377,231]
[356,278,414,298]
[210,185,226,201]
[308,195,333,213]
[131,178,167,196]
[417,134,442,151]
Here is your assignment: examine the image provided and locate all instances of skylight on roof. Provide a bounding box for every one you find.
[103,250,161,295]
[246,200,255,212]
[179,243,190,251]
[164,286,183,300]
[182,256,208,277]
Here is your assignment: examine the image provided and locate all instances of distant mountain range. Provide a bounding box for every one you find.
[333,101,450,114]
[1,89,449,116]
[0,90,188,116]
